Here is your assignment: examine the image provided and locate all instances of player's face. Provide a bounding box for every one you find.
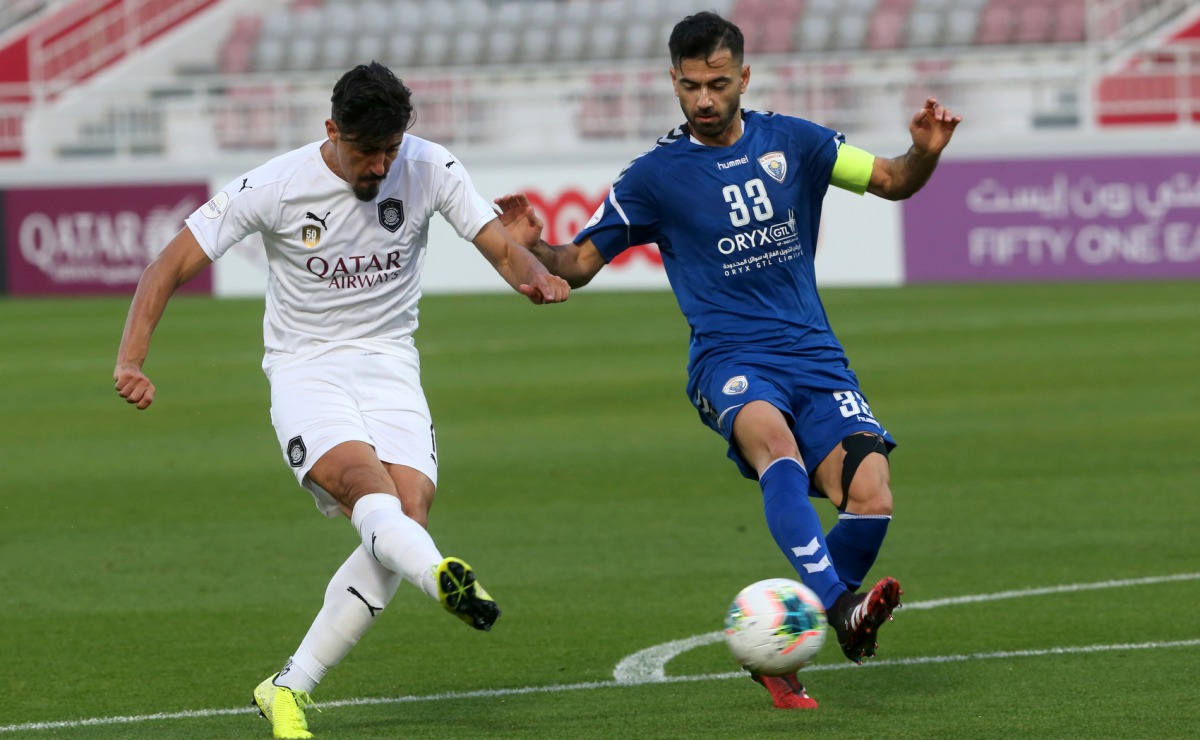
[324,121,403,201]
[671,49,749,147]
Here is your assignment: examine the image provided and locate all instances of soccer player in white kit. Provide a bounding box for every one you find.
[113,62,569,739]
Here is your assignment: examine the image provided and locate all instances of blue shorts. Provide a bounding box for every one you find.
[687,355,895,485]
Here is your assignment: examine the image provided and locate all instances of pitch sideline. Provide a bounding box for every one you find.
[3,572,1198,734]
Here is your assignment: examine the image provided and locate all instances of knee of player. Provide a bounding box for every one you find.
[765,435,801,462]
[845,476,893,516]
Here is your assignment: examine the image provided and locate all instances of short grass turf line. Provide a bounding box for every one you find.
[3,638,1198,734]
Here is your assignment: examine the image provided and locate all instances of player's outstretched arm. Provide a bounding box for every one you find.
[867,96,962,201]
[114,228,212,410]
[471,219,571,305]
[494,193,607,289]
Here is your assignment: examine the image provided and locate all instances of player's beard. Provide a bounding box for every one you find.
[353,179,382,202]
[686,100,739,141]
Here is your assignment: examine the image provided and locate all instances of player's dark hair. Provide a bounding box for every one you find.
[668,11,744,69]
[330,61,415,146]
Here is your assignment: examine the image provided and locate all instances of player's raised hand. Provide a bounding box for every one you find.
[518,273,570,305]
[910,97,961,156]
[494,193,544,248]
[114,363,156,410]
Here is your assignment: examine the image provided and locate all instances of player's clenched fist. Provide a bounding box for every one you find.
[114,364,155,409]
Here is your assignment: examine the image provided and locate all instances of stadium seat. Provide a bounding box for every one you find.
[449,29,484,67]
[356,34,386,66]
[293,7,324,37]
[259,9,290,39]
[944,6,981,46]
[623,22,661,61]
[589,25,623,61]
[455,0,492,30]
[627,0,666,28]
[286,12,325,71]
[907,9,942,47]
[735,0,804,55]
[1053,0,1087,43]
[421,32,453,67]
[423,1,457,32]
[218,15,261,75]
[835,14,870,50]
[388,0,423,28]
[517,25,554,64]
[867,8,907,50]
[796,13,835,53]
[484,29,519,65]
[321,1,358,36]
[252,36,287,73]
[976,2,1016,45]
[351,1,389,32]
[559,0,595,29]
[386,31,420,69]
[761,18,800,54]
[489,0,538,31]
[319,35,354,71]
[596,0,629,27]
[551,24,588,64]
[1015,3,1052,44]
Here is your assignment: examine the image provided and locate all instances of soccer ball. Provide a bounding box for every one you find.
[723,578,827,676]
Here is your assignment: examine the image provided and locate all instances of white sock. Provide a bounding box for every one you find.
[275,545,403,694]
[350,493,443,600]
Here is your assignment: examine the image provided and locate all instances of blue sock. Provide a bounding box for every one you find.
[759,458,848,611]
[824,513,891,592]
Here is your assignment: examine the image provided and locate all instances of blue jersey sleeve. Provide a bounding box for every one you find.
[794,117,841,193]
[574,158,660,263]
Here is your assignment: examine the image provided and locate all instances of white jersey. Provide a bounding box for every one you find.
[185,136,496,374]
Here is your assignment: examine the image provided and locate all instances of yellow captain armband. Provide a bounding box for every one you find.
[830,143,875,195]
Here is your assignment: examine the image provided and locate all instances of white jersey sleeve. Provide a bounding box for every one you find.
[187,158,290,262]
[428,148,496,242]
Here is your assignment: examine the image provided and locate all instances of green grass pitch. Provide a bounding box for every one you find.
[1,282,1198,738]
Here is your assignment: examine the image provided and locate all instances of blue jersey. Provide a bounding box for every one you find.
[577,110,857,389]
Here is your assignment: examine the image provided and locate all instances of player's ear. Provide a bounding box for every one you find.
[325,119,338,141]
[740,64,750,94]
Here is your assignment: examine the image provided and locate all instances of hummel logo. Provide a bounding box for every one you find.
[239,178,252,192]
[305,211,331,229]
[347,586,383,617]
[445,160,456,169]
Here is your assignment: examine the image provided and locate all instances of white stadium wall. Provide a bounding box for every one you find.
[3,128,1199,298]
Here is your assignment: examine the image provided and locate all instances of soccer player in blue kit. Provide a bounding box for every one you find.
[496,11,960,709]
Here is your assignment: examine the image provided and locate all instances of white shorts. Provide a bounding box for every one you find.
[268,345,438,517]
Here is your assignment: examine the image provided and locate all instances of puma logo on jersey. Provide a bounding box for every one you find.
[305,211,331,229]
